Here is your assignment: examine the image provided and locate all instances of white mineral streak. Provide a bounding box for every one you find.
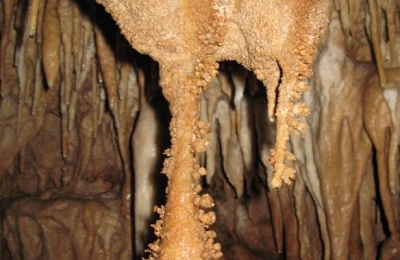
[133,97,168,256]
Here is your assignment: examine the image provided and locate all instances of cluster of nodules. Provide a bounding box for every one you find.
[145,206,164,259]
[193,187,223,260]
[194,59,220,91]
[292,35,317,77]
[196,5,226,56]
[192,120,212,154]
[191,139,222,259]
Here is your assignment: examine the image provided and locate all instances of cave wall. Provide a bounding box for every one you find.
[0,0,400,259]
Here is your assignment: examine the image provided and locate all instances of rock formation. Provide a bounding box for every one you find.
[1,0,400,259]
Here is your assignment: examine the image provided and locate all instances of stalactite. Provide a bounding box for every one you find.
[60,82,69,158]
[338,0,350,33]
[72,1,82,90]
[225,130,245,198]
[364,72,399,239]
[279,184,300,259]
[133,92,169,256]
[34,0,46,56]
[382,0,397,67]
[81,4,95,79]
[216,98,242,196]
[98,84,106,130]
[202,77,228,185]
[366,0,387,87]
[91,61,99,139]
[359,158,377,260]
[94,25,118,110]
[255,62,280,123]
[28,0,41,38]
[13,0,26,68]
[312,15,372,259]
[349,0,363,35]
[67,91,78,131]
[379,75,400,197]
[238,89,256,197]
[293,165,316,260]
[0,0,14,97]
[16,9,37,137]
[266,190,283,254]
[42,0,61,89]
[58,0,73,105]
[31,58,42,115]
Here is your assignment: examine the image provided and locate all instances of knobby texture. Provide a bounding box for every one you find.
[95,0,331,259]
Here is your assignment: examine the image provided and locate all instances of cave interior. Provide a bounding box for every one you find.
[1,0,400,259]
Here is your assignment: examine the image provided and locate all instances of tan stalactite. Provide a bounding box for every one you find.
[359,158,377,260]
[41,0,61,89]
[16,10,38,137]
[381,0,398,67]
[94,26,118,110]
[338,0,350,33]
[367,0,387,87]
[364,72,399,238]
[28,0,41,38]
[145,62,221,260]
[349,0,363,35]
[116,61,138,244]
[313,16,373,259]
[34,0,46,52]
